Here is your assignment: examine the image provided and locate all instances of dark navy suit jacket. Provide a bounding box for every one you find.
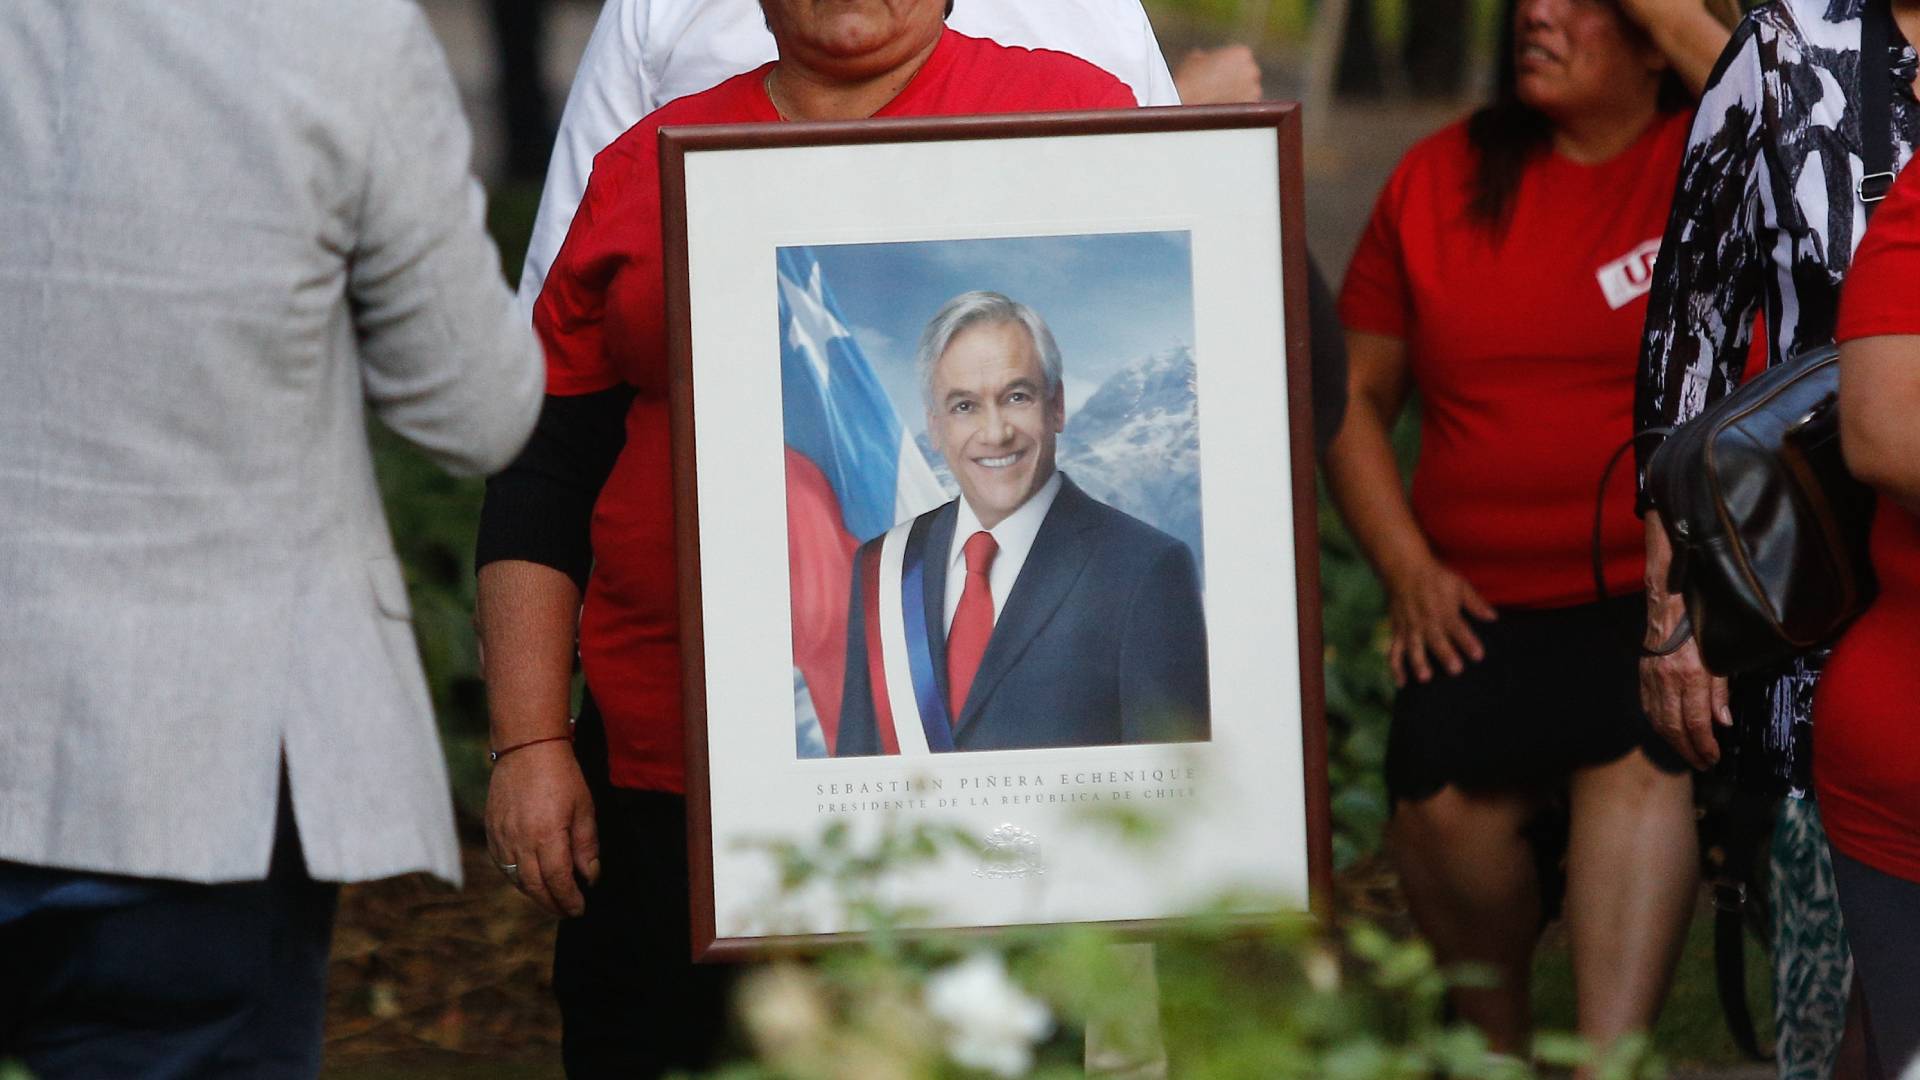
[836,476,1210,755]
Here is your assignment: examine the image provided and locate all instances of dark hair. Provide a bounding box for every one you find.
[1467,15,1690,234]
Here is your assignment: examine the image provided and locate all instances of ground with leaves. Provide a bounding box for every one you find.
[323,840,562,1077]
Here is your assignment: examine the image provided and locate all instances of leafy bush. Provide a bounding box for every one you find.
[699,818,1664,1079]
[1317,409,1419,867]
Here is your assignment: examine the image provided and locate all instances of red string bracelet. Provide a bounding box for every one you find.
[488,733,573,764]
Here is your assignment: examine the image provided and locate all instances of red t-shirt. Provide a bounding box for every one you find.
[1340,113,1691,609]
[1816,162,1920,884]
[534,29,1135,792]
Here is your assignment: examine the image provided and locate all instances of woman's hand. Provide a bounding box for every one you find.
[1639,514,1730,770]
[486,742,599,917]
[1383,557,1497,686]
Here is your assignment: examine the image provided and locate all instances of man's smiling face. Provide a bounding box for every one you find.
[926,320,1064,530]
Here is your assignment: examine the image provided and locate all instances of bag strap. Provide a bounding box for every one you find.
[1859,0,1898,210]
[1713,896,1769,1060]
[1592,431,1689,654]
[1698,775,1779,1062]
[1643,611,1694,657]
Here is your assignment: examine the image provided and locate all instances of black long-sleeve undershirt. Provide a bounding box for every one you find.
[475,385,636,593]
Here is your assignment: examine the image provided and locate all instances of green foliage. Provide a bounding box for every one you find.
[0,1060,34,1080]
[1320,505,1393,869]
[487,182,542,288]
[706,818,1659,1079]
[1318,409,1418,867]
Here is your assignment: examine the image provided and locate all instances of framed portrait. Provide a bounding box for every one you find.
[660,105,1327,958]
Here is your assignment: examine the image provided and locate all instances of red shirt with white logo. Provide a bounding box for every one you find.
[1340,112,1689,609]
[1815,161,1920,884]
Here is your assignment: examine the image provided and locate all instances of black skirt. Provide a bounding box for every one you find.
[1384,594,1688,803]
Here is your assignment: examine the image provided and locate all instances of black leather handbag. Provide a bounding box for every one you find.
[1641,345,1878,675]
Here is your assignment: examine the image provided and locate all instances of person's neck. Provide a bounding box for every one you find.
[1549,96,1659,165]
[765,31,943,121]
[1897,0,1920,33]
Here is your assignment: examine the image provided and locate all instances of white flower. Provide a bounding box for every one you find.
[923,952,1052,1078]
[1303,944,1342,994]
[1900,1051,1920,1080]
[740,964,829,1060]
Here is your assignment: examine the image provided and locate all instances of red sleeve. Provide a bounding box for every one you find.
[1839,161,1920,342]
[1339,165,1413,340]
[1011,46,1136,110]
[532,145,636,397]
[1092,76,1137,109]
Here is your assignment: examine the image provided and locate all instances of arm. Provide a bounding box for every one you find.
[1619,0,1735,96]
[1322,332,1497,686]
[1173,44,1263,105]
[1119,542,1210,744]
[516,0,655,310]
[475,387,634,916]
[1634,19,1766,766]
[1840,336,1920,513]
[476,559,589,915]
[1634,14,1766,460]
[352,5,543,474]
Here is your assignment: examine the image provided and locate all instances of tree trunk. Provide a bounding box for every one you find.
[490,0,554,182]
[1403,0,1469,99]
[1334,0,1382,98]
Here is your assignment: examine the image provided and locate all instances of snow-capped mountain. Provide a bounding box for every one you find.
[1058,346,1203,572]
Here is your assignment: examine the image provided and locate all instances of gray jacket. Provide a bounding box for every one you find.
[0,0,543,884]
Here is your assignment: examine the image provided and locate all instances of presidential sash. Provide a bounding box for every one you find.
[859,518,954,755]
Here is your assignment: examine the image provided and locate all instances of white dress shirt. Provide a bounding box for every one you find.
[517,0,1182,311]
[942,472,1064,633]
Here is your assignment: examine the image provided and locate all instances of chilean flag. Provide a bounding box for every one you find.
[779,247,947,753]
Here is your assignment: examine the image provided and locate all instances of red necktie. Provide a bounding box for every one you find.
[946,531,999,724]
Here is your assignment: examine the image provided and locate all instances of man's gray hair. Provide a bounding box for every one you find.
[915,291,1065,411]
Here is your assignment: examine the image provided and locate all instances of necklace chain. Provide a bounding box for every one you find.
[763,71,791,121]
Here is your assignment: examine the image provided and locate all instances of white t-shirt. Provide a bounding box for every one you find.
[516,0,1182,310]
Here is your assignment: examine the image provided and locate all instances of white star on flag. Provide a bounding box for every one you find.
[780,261,850,386]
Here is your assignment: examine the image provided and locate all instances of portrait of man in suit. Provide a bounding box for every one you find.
[835,290,1210,755]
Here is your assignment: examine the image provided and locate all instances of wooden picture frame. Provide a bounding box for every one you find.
[660,104,1328,959]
